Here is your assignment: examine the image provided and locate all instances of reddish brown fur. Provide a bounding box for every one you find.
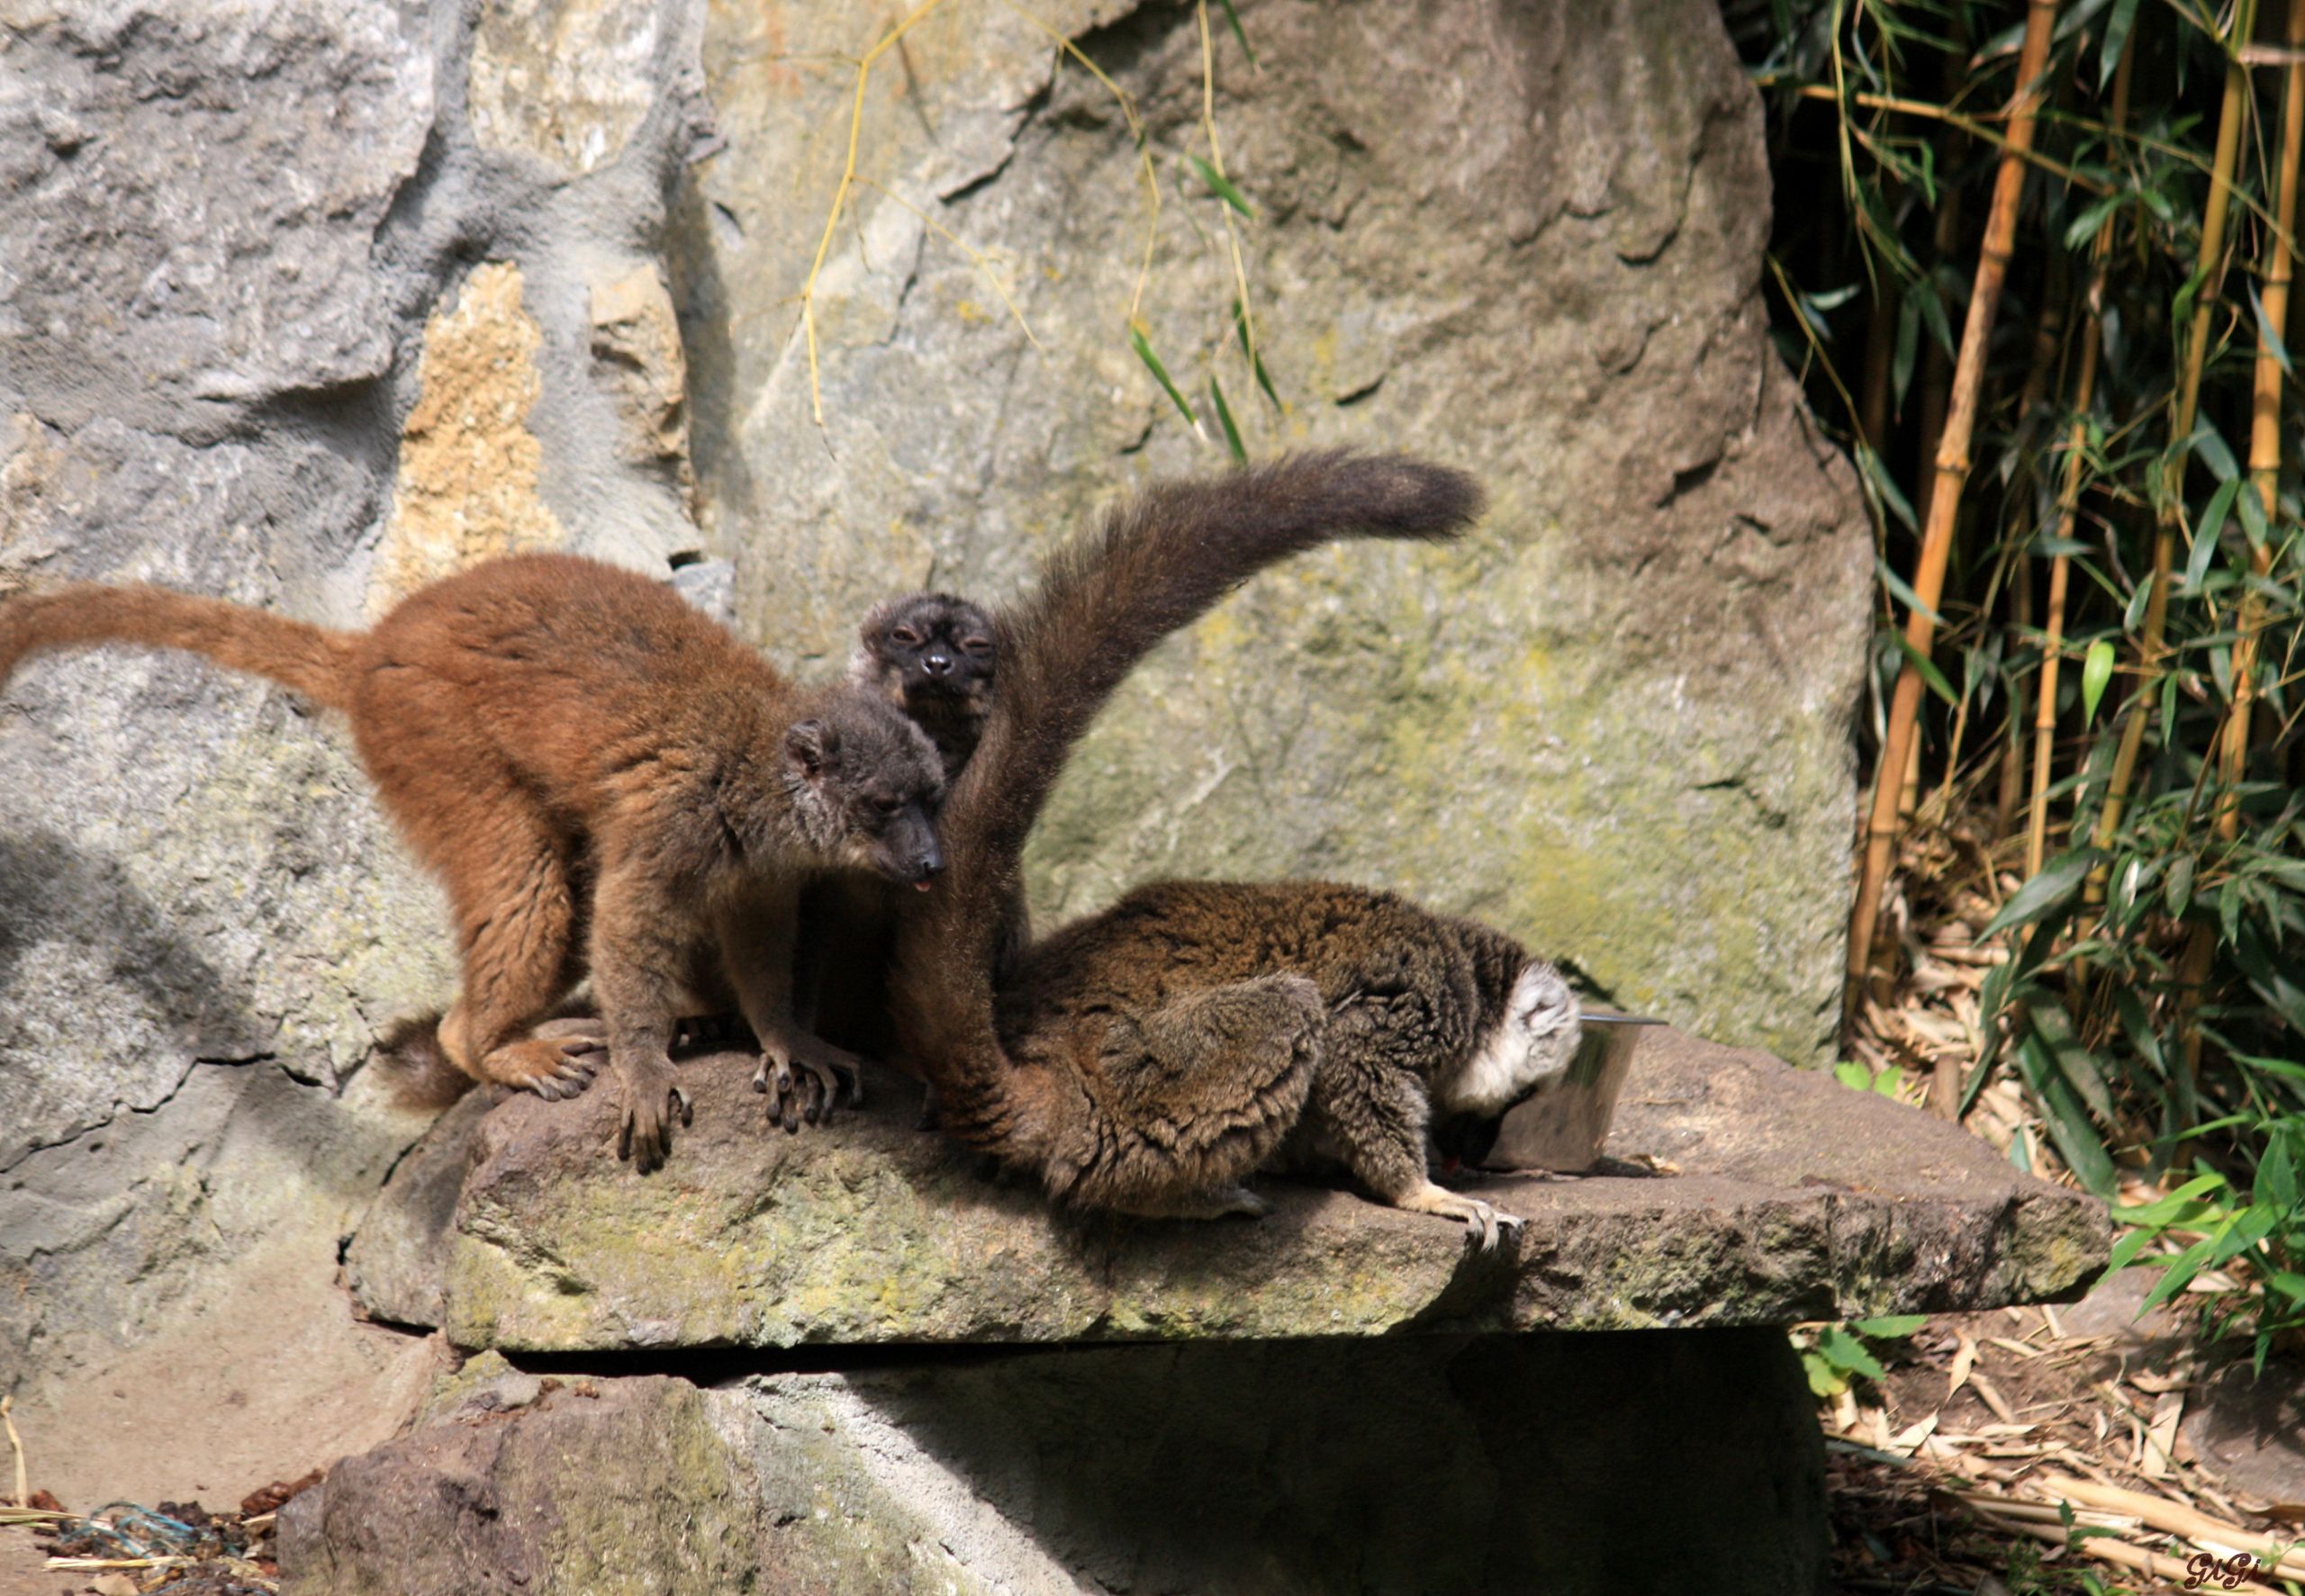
[883,451,1487,1210]
[1,553,947,1168]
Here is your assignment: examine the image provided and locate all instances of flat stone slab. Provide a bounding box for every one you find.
[348,1028,2108,1352]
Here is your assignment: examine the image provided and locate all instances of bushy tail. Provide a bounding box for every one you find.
[372,1012,481,1112]
[0,583,359,708]
[889,450,1485,1162]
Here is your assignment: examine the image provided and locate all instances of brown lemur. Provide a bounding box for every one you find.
[0,552,946,1170]
[795,592,1028,1089]
[884,450,1578,1246]
[1010,882,1579,1249]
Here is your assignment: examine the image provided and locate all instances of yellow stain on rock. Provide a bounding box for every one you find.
[371,261,566,614]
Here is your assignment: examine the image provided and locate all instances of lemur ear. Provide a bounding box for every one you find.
[785,719,839,779]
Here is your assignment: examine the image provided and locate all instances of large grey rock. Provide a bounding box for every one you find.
[351,1030,2107,1352]
[281,1330,1830,1596]
[0,0,710,1493]
[678,0,1872,1066]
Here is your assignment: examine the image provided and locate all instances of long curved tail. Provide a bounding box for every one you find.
[888,449,1485,1177]
[0,583,360,708]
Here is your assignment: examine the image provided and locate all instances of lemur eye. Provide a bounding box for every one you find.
[890,627,922,646]
[873,795,903,816]
[961,637,993,654]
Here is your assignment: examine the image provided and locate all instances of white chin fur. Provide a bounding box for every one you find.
[1442,961,1581,1117]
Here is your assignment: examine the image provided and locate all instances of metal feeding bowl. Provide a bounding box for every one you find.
[1432,1012,1667,1176]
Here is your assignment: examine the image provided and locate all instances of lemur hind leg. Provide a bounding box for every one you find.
[1075,974,1324,1216]
[422,788,595,1101]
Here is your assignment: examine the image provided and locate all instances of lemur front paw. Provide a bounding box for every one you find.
[614,1053,692,1172]
[1395,1181,1525,1253]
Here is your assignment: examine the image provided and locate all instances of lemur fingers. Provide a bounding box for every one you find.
[479,1032,604,1101]
[615,1054,688,1172]
[751,1030,865,1132]
[1394,1181,1525,1253]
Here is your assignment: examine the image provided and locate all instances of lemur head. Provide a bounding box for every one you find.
[1427,960,1580,1170]
[1437,960,1581,1121]
[782,691,947,888]
[852,591,997,711]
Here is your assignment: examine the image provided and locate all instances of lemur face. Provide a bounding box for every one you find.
[785,699,948,888]
[860,592,996,704]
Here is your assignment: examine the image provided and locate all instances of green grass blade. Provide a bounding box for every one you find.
[1209,374,1246,463]
[1189,154,1255,218]
[1129,326,1198,428]
[1234,300,1280,408]
[1216,0,1256,66]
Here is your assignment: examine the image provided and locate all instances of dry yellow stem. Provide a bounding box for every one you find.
[798,1,1165,429]
[2088,0,2259,897]
[2027,44,2135,878]
[1845,0,2061,1031]
[1,1394,21,1508]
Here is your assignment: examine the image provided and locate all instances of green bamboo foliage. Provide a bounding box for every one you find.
[1740,0,2305,1362]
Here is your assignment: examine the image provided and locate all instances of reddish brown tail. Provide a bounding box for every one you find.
[0,583,360,709]
[888,450,1485,1160]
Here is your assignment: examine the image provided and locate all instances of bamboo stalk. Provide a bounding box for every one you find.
[1997,557,2033,837]
[2036,1473,2305,1580]
[1844,0,2061,1032]
[2173,0,2305,1102]
[1968,1510,2288,1595]
[2220,0,2305,830]
[2027,45,2137,878]
[2087,0,2260,897]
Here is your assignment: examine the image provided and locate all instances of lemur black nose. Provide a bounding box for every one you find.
[922,652,953,676]
[913,843,945,885]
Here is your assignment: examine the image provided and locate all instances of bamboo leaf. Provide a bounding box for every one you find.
[2104,1227,2156,1275]
[2100,0,2140,88]
[1208,374,1246,463]
[1188,154,1255,218]
[2237,482,2269,547]
[1875,556,1939,624]
[1896,634,1958,706]
[2252,281,2297,377]
[1129,326,1198,428]
[2029,999,2116,1124]
[1894,295,1920,410]
[2063,193,2123,253]
[2187,477,2239,590]
[1983,849,2103,938]
[2191,423,2241,483]
[2165,853,2195,918]
[2081,638,2116,726]
[1861,448,1921,536]
[2124,573,2155,635]
[2015,1030,2120,1197]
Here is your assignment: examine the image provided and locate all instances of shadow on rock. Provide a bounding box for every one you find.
[829,1330,1828,1595]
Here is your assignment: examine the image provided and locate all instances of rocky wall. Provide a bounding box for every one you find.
[677,0,1872,1065]
[0,0,710,1502]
